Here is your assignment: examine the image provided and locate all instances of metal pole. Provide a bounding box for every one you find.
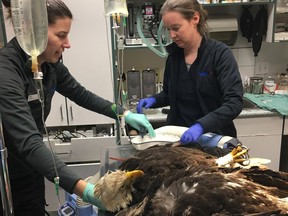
[0,113,14,216]
[109,16,121,145]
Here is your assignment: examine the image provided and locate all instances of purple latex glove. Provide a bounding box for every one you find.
[180,123,204,145]
[136,97,156,114]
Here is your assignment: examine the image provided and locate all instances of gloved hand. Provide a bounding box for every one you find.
[180,123,204,145]
[136,97,156,114]
[82,182,106,210]
[124,111,156,137]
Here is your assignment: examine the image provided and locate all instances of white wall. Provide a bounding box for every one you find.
[1,4,14,40]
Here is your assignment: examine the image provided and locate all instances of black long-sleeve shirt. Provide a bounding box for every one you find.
[0,38,124,193]
[152,38,243,137]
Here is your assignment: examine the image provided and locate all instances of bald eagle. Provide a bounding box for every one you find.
[99,144,288,216]
[93,169,144,212]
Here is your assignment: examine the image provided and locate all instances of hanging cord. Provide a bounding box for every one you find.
[36,79,61,207]
[136,9,168,58]
[148,16,159,44]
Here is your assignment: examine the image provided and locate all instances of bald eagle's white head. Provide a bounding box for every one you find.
[93,169,144,212]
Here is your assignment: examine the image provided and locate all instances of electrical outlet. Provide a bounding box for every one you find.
[255,61,269,75]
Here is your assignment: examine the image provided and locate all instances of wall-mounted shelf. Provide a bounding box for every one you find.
[273,0,288,42]
[201,1,275,43]
[201,0,274,7]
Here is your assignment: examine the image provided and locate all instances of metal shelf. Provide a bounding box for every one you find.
[202,0,274,7]
[274,32,288,42]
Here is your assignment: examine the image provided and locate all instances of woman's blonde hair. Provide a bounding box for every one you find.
[160,0,209,38]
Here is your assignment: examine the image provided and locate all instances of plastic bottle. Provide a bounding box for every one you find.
[263,76,277,95]
[243,76,251,93]
[11,0,48,106]
[104,0,129,17]
[277,73,288,94]
[11,0,48,73]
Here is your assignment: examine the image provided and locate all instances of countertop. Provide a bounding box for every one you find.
[144,107,280,123]
[244,93,288,116]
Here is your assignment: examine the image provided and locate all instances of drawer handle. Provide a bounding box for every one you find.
[60,105,64,121]
[70,105,74,121]
[55,150,72,155]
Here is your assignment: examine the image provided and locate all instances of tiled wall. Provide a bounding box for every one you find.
[233,42,288,83]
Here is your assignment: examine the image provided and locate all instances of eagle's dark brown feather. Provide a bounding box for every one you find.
[106,145,288,216]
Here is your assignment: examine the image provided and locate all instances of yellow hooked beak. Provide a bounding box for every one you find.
[125,170,144,179]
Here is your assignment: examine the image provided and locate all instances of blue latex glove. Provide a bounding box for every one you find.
[82,183,106,210]
[124,111,156,137]
[136,97,156,114]
[180,123,204,145]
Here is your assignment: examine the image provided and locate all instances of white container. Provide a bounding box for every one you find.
[263,76,277,94]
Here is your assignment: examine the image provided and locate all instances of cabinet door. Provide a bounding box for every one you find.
[45,92,68,127]
[234,116,283,171]
[66,99,114,126]
[237,135,281,171]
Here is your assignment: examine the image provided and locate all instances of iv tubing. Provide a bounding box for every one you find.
[40,90,61,206]
[35,70,61,205]
[136,10,167,58]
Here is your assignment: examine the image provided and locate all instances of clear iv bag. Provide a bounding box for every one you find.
[104,0,129,17]
[11,0,48,72]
